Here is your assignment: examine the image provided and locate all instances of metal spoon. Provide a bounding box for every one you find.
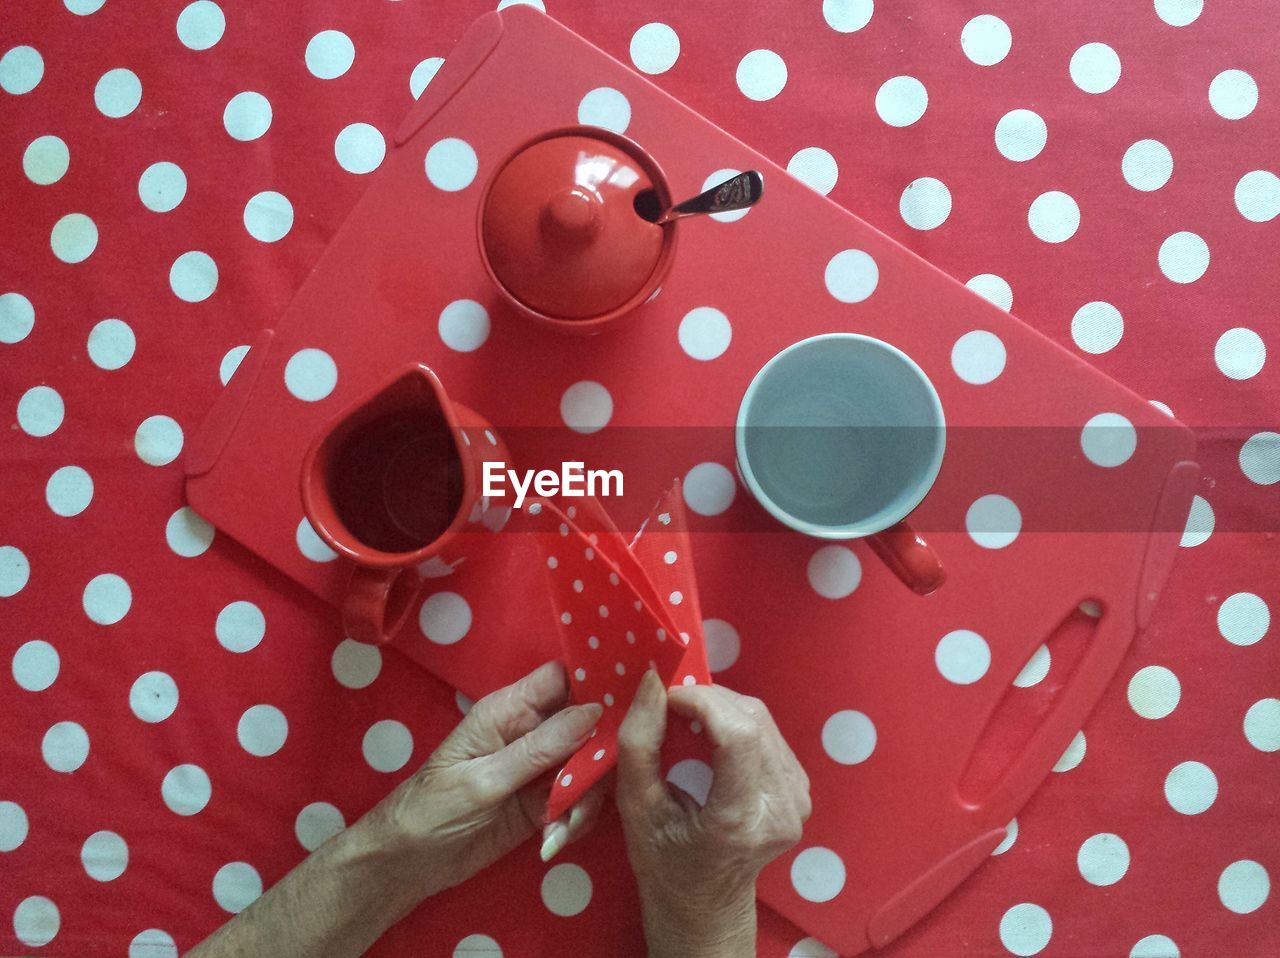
[639,170,764,225]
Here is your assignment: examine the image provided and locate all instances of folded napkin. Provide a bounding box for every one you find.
[524,481,710,823]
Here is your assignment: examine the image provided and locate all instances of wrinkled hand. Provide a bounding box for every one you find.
[365,661,605,907]
[616,672,812,958]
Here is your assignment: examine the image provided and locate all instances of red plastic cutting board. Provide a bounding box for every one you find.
[184,7,1199,953]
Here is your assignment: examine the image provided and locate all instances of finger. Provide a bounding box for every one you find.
[479,702,603,796]
[442,662,569,760]
[541,782,607,861]
[614,670,670,820]
[666,685,764,811]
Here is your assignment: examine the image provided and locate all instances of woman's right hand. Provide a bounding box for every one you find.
[615,671,812,958]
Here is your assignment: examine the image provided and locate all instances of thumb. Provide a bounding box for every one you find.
[615,670,669,820]
[479,702,603,797]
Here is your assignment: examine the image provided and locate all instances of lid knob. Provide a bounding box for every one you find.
[541,187,602,247]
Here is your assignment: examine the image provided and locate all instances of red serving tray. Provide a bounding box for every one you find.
[184,8,1199,954]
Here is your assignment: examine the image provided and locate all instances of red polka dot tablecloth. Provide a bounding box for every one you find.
[2,1,1277,956]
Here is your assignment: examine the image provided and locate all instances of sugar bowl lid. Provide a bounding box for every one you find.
[479,128,669,321]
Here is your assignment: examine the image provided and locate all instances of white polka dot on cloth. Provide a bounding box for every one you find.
[702,168,755,223]
[678,306,732,360]
[1180,494,1214,547]
[176,1,225,51]
[807,545,861,599]
[682,462,736,516]
[17,385,64,437]
[170,251,218,302]
[666,759,714,806]
[12,639,59,691]
[961,15,1012,66]
[237,704,288,756]
[1070,43,1121,93]
[220,345,250,385]
[1127,664,1180,718]
[823,0,873,33]
[295,802,346,851]
[335,123,386,175]
[1158,231,1209,283]
[1012,644,1050,688]
[419,591,472,645]
[243,191,294,242]
[135,414,184,465]
[284,348,337,401]
[0,545,31,597]
[83,573,132,625]
[1028,191,1080,243]
[1080,412,1137,467]
[736,49,787,101]
[992,819,1018,855]
[822,709,876,765]
[0,46,44,95]
[1218,860,1270,914]
[1122,139,1173,191]
[951,330,1006,385]
[629,22,680,74]
[1,291,35,343]
[81,830,128,881]
[994,109,1047,162]
[791,847,846,903]
[363,719,413,772]
[577,87,630,134]
[23,135,69,185]
[999,902,1053,956]
[541,862,593,916]
[216,600,265,653]
[305,30,354,79]
[786,147,838,196]
[1238,432,1279,487]
[1235,170,1280,222]
[166,506,215,557]
[212,862,262,914]
[223,91,272,140]
[0,801,29,851]
[128,930,178,958]
[1155,0,1201,26]
[425,137,478,191]
[875,76,927,128]
[966,274,1013,311]
[900,177,951,230]
[331,638,382,688]
[966,494,1021,549]
[1214,328,1266,380]
[560,381,613,434]
[410,57,444,98]
[439,299,490,352]
[42,720,89,772]
[87,317,136,370]
[1077,832,1129,886]
[1164,760,1218,814]
[453,934,503,957]
[1244,698,1280,752]
[1053,730,1087,772]
[1072,301,1123,354]
[162,763,211,815]
[65,0,107,13]
[50,213,98,263]
[1130,934,1180,958]
[702,618,741,672]
[1209,70,1258,120]
[824,249,878,304]
[496,0,543,9]
[129,671,179,723]
[12,896,59,947]
[935,629,991,685]
[1218,592,1270,645]
[94,68,142,118]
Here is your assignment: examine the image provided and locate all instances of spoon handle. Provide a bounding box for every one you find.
[656,170,764,224]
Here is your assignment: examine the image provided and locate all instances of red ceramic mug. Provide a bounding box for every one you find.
[300,364,513,644]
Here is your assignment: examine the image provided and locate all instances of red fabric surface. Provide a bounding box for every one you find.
[2,1,1277,957]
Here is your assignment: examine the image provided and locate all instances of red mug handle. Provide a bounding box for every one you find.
[867,520,945,595]
[342,566,420,645]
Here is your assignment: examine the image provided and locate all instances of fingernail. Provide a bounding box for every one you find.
[571,702,603,731]
[568,802,587,834]
[636,669,662,706]
[540,821,569,862]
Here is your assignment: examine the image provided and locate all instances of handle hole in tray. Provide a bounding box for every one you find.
[956,600,1104,806]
